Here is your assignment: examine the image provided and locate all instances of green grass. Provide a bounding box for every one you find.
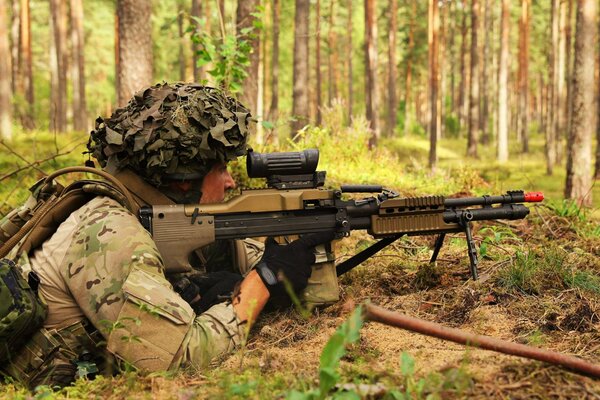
[497,247,600,296]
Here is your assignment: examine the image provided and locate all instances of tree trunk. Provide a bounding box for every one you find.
[177,2,186,81]
[597,7,600,179]
[116,0,153,107]
[467,0,479,157]
[387,0,397,135]
[347,0,353,123]
[236,0,259,114]
[291,0,310,136]
[439,2,447,139]
[565,0,596,206]
[191,0,202,82]
[497,0,509,162]
[565,0,574,138]
[518,0,530,153]
[0,0,12,140]
[556,0,568,164]
[458,1,468,137]
[19,0,34,129]
[50,0,67,132]
[315,0,322,124]
[480,0,491,144]
[327,0,337,106]
[428,0,439,169]
[10,0,18,96]
[70,0,87,132]
[365,0,379,147]
[269,0,280,131]
[403,0,415,137]
[448,1,456,118]
[547,0,559,174]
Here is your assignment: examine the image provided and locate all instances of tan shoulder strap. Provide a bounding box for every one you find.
[110,168,174,207]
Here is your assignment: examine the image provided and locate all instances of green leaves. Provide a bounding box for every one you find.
[188,9,261,94]
[285,305,365,400]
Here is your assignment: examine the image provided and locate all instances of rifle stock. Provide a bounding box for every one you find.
[139,150,543,277]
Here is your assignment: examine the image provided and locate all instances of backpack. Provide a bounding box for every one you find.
[0,166,134,363]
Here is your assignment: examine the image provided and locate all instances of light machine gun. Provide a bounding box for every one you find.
[139,149,543,279]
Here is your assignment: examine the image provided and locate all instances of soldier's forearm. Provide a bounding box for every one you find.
[232,270,269,327]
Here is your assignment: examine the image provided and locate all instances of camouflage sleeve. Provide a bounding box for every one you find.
[175,302,244,369]
[57,197,242,371]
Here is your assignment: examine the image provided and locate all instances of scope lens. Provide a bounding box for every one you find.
[247,149,319,178]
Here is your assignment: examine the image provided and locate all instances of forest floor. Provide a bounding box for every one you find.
[0,128,599,398]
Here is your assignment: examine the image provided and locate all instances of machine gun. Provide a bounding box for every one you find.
[139,149,543,279]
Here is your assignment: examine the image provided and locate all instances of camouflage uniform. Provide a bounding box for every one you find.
[6,195,262,387]
[5,84,262,387]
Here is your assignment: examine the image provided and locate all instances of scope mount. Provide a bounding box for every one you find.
[267,171,326,190]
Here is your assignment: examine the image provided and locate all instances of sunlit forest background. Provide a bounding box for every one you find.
[0,0,599,209]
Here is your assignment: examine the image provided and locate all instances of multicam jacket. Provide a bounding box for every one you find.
[5,196,262,387]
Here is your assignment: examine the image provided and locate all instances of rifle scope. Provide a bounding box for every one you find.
[246,149,320,178]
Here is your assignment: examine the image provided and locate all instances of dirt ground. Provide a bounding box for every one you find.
[221,219,600,399]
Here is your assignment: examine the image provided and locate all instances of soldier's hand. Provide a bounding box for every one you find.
[174,271,242,314]
[256,231,335,296]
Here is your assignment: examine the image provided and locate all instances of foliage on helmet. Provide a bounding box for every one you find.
[87,82,251,186]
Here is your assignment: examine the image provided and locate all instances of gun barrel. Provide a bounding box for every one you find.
[443,204,530,223]
[444,191,544,208]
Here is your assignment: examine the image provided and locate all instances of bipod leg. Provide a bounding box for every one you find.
[430,233,446,263]
[462,220,479,280]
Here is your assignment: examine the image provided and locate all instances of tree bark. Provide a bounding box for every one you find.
[480,0,491,144]
[597,7,600,179]
[177,2,186,81]
[365,0,379,148]
[269,0,280,130]
[547,0,559,174]
[564,0,596,206]
[347,0,353,123]
[403,0,415,137]
[428,0,439,169]
[19,0,34,129]
[467,0,479,157]
[50,0,68,132]
[315,0,322,124]
[191,0,202,82]
[387,0,398,135]
[70,0,87,132]
[565,0,574,138]
[291,0,310,136]
[0,0,12,140]
[556,0,568,164]
[236,0,259,114]
[518,0,530,153]
[458,2,468,137]
[327,0,338,106]
[9,0,18,96]
[116,0,153,107]
[497,0,509,162]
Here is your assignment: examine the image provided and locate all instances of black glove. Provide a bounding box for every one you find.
[173,271,242,314]
[256,231,335,296]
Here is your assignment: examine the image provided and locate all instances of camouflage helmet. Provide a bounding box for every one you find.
[87,82,251,186]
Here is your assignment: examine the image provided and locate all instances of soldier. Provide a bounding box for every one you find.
[5,83,332,388]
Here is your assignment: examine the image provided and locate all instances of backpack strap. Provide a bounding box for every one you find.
[0,167,136,259]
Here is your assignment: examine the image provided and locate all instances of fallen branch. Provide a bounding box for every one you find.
[0,140,86,183]
[0,140,46,175]
[364,303,600,379]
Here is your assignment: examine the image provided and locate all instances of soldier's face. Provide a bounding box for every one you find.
[199,162,236,204]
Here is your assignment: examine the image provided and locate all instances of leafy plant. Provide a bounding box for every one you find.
[478,225,519,259]
[188,6,264,93]
[286,305,364,400]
